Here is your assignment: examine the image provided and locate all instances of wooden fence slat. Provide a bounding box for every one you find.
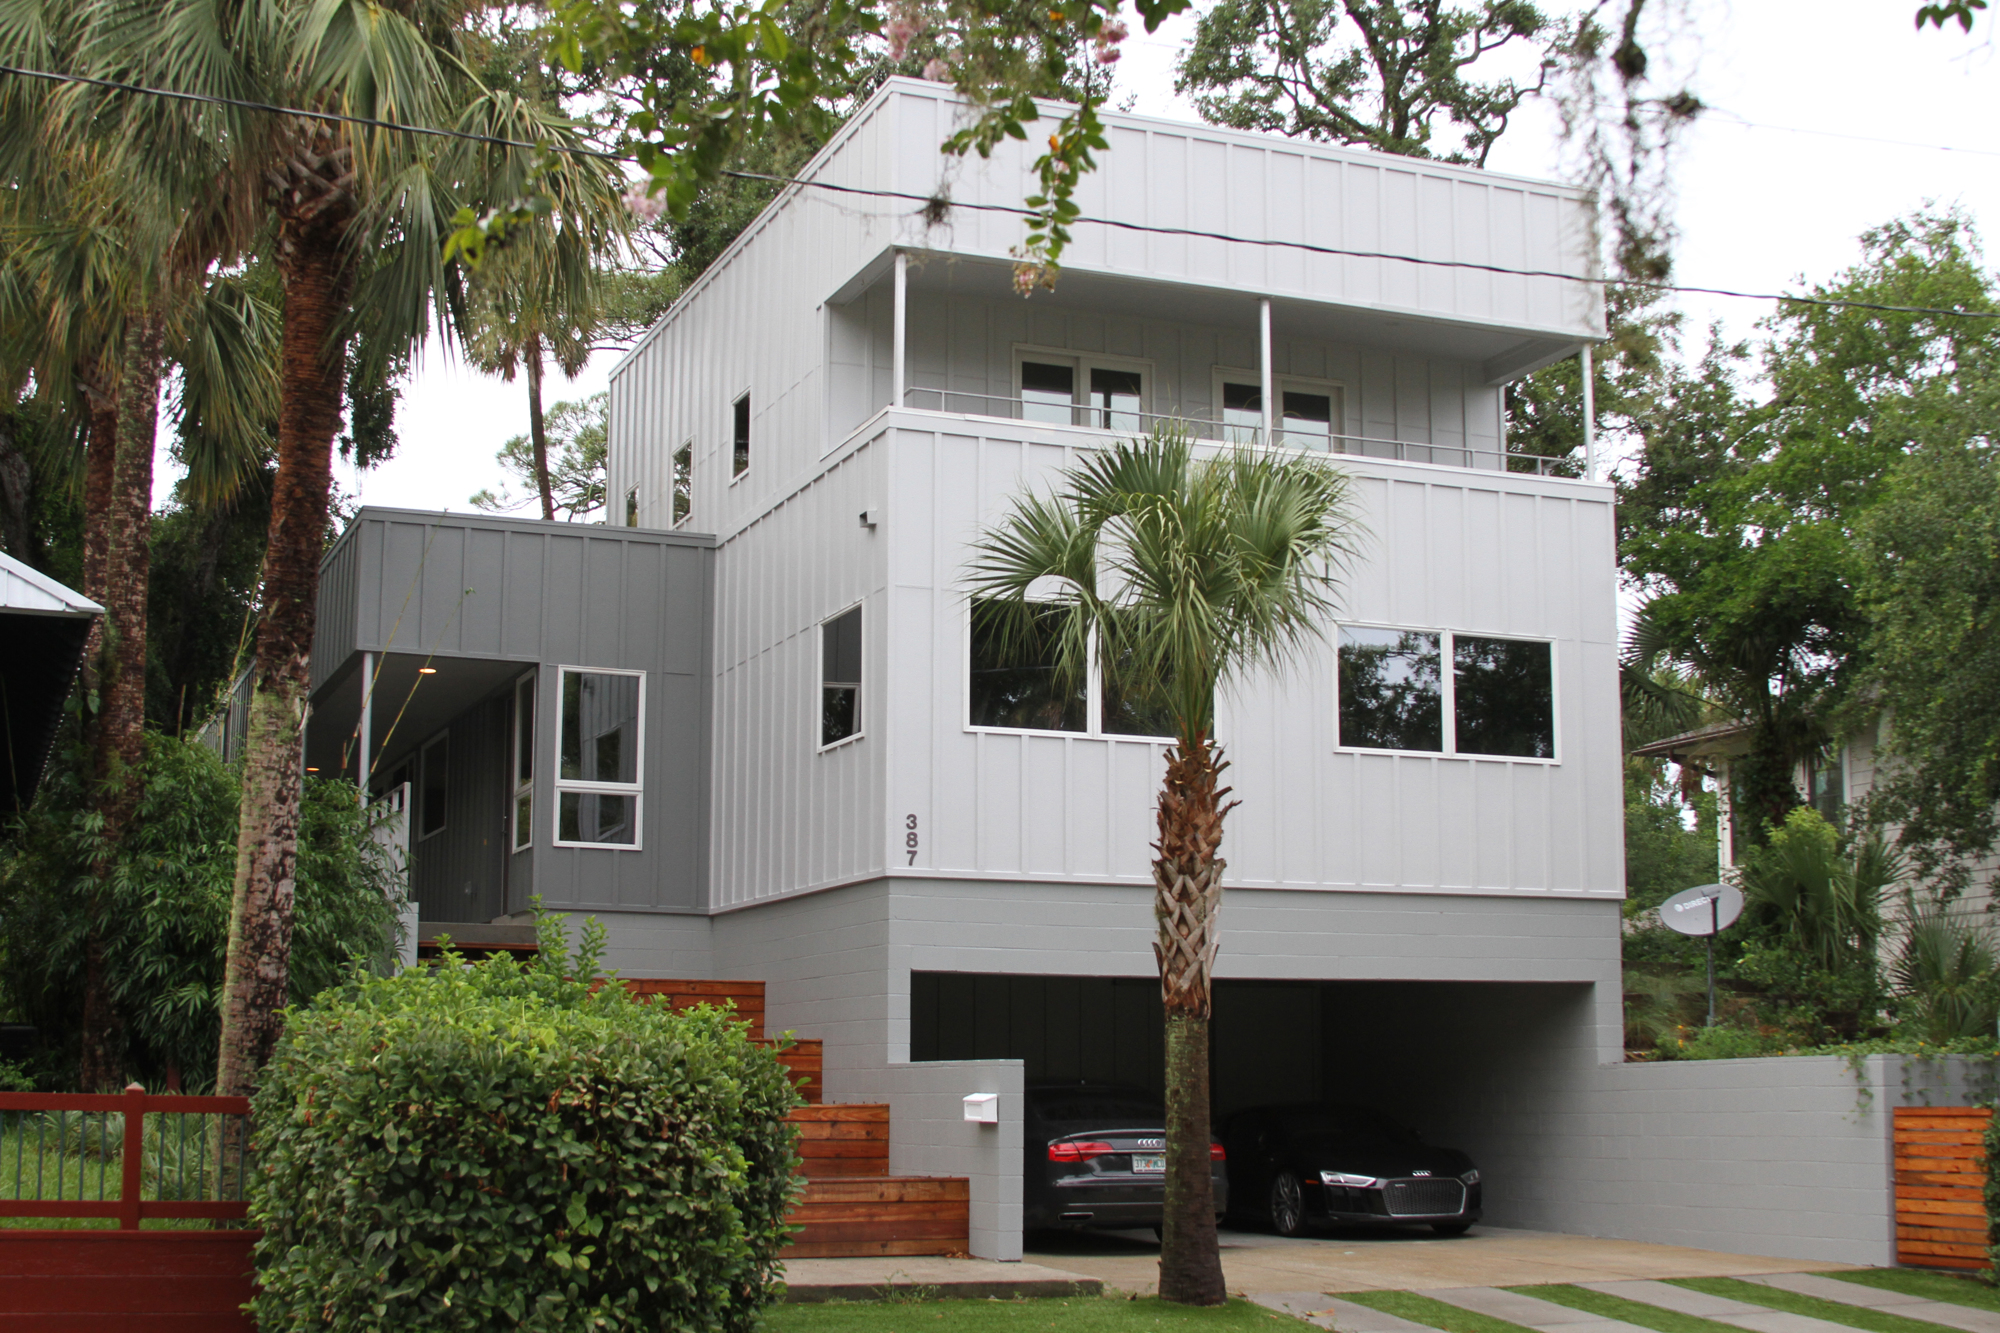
[1894,1107,1994,1274]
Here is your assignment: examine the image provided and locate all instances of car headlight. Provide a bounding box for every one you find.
[1320,1171,1380,1188]
[1460,1169,1481,1185]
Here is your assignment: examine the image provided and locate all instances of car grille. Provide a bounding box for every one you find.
[1383,1178,1466,1217]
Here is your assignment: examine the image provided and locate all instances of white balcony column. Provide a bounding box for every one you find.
[1259,297,1274,445]
[357,650,373,797]
[892,250,908,408]
[1580,344,1597,482]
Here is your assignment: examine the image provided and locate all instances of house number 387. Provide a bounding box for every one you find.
[904,814,919,866]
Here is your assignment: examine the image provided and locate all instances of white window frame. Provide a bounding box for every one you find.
[551,665,647,851]
[961,600,1174,744]
[417,732,449,841]
[1012,346,1156,432]
[1211,369,1349,450]
[818,601,866,753]
[1332,622,1560,764]
[510,672,535,853]
[730,391,752,483]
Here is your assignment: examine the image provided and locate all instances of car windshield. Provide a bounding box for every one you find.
[1032,1095,1164,1126]
[1278,1107,1425,1148]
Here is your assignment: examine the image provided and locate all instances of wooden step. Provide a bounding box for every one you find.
[623,979,767,1041]
[784,1176,970,1258]
[789,1103,888,1176]
[774,1038,822,1104]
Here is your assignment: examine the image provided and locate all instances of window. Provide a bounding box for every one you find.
[624,487,639,528]
[732,394,751,477]
[821,605,863,747]
[1015,351,1151,431]
[554,668,643,848]
[418,733,449,839]
[1453,635,1554,758]
[1337,626,1555,759]
[967,600,1183,740]
[969,600,1086,732]
[1019,361,1075,425]
[511,675,534,852]
[672,440,692,524]
[1214,372,1345,449]
[1807,750,1845,823]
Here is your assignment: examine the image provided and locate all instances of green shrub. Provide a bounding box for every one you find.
[249,917,802,1332]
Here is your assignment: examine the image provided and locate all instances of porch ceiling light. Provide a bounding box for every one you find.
[418,666,438,674]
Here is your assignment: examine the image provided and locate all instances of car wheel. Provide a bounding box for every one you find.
[1267,1170,1305,1237]
[1432,1222,1472,1237]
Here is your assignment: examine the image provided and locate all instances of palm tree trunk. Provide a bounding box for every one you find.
[215,174,354,1103]
[1153,736,1231,1307]
[527,334,554,521]
[76,314,164,1093]
[80,388,118,609]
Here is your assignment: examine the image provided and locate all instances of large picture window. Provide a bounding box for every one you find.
[968,600,1181,740]
[555,667,644,848]
[1015,350,1151,431]
[1214,372,1345,449]
[821,605,863,747]
[1337,626,1554,759]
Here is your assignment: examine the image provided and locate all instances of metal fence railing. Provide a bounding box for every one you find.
[894,387,1581,477]
[0,1085,252,1229]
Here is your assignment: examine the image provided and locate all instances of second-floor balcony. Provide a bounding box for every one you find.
[826,248,1595,481]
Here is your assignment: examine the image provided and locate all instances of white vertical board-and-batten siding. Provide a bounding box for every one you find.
[882,418,1622,901]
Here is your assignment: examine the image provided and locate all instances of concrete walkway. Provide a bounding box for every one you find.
[1025,1225,1855,1298]
[1579,1279,1865,1333]
[1741,1273,2000,1333]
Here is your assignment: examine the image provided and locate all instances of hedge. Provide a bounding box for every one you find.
[249,918,801,1331]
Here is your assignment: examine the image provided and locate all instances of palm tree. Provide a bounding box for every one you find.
[965,432,1361,1305]
[70,0,632,1097]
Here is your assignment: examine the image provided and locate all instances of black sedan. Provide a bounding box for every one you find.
[1023,1083,1230,1232]
[1221,1103,1481,1237]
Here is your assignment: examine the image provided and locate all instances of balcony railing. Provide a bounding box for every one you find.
[896,387,1580,477]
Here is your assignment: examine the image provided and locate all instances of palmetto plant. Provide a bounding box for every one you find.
[1891,908,2000,1043]
[965,431,1361,1304]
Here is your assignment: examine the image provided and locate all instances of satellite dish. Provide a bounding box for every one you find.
[1658,883,1743,937]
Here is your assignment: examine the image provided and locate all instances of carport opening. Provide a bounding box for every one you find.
[911,973,1596,1152]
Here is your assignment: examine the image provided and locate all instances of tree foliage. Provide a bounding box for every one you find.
[0,731,404,1091]
[1175,0,1569,165]
[472,392,608,521]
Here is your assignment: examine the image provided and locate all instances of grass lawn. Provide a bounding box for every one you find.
[764,1297,1315,1331]
[1341,1290,1537,1333]
[1,1114,230,1229]
[1508,1283,1745,1333]
[1667,1277,1969,1333]
[1825,1270,2000,1314]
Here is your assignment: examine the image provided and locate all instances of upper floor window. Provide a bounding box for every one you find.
[1337,626,1554,759]
[673,440,693,524]
[556,667,644,848]
[821,605,863,747]
[1215,372,1344,449]
[624,487,639,527]
[732,394,751,477]
[1015,350,1150,432]
[967,600,1180,740]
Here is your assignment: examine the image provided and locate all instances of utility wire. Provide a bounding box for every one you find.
[5,62,1997,321]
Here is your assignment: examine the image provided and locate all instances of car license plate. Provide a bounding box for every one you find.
[1133,1154,1165,1174]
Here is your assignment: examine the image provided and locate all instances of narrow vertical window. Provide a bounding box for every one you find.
[732,395,751,477]
[673,440,693,524]
[1221,382,1262,444]
[554,668,644,847]
[1088,367,1144,433]
[1337,628,1443,752]
[419,733,449,839]
[821,605,863,746]
[511,675,534,851]
[624,487,639,528]
[1281,389,1334,450]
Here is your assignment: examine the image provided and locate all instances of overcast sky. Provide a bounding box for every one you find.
[292,0,1997,517]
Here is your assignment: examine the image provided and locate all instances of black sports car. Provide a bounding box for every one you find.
[1221,1102,1481,1237]
[1023,1083,1230,1232]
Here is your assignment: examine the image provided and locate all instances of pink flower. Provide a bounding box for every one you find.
[885,2,927,59]
[922,57,951,82]
[1092,18,1127,64]
[623,186,667,223]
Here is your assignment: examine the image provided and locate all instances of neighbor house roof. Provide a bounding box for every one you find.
[1630,719,1753,763]
[0,552,102,814]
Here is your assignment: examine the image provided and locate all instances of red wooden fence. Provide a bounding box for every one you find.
[0,1085,256,1332]
[1892,1105,1991,1272]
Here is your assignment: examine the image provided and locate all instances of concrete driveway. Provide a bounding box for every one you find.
[1024,1224,1856,1298]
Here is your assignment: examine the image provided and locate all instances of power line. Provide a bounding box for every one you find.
[4,63,1997,322]
[1703,107,2000,160]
